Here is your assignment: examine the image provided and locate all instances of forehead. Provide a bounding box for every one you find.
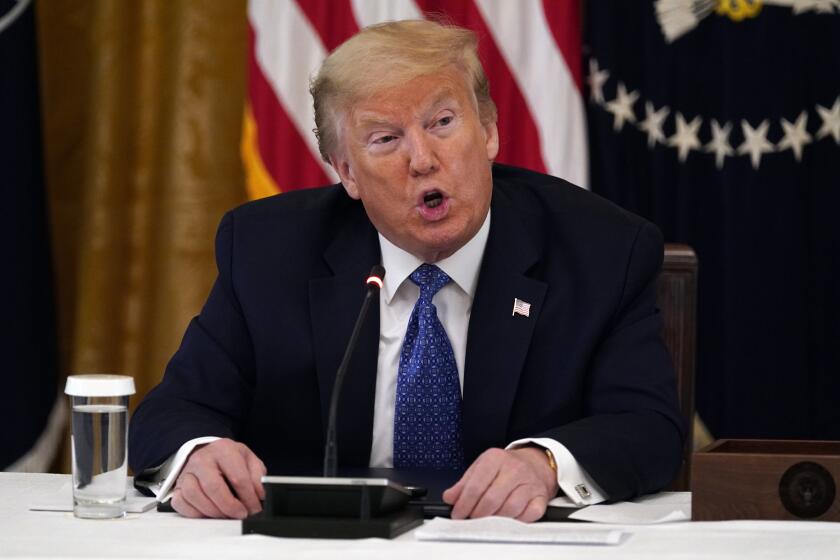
[347,70,474,126]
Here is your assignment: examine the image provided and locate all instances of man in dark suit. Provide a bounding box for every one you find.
[130,20,685,522]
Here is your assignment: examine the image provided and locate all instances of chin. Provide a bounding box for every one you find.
[415,237,462,262]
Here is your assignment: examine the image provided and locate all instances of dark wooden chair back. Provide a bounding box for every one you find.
[658,244,698,491]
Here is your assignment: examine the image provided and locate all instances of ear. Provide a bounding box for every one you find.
[483,121,499,161]
[330,155,360,200]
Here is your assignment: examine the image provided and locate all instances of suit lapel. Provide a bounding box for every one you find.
[309,204,381,467]
[462,186,547,462]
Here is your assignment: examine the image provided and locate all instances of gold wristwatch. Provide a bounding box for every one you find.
[543,447,558,475]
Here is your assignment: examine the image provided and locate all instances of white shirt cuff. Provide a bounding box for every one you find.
[136,436,220,502]
[506,437,607,506]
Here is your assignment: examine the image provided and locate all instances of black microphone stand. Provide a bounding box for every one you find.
[323,265,384,477]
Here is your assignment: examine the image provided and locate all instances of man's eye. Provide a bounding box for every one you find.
[372,135,396,145]
[436,116,454,127]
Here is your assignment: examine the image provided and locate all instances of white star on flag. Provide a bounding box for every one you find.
[816,97,840,144]
[737,119,774,170]
[668,112,702,162]
[704,119,735,169]
[512,298,531,318]
[639,101,670,148]
[605,82,639,132]
[587,58,610,105]
[777,111,812,161]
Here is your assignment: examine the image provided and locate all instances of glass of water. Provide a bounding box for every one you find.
[65,375,135,519]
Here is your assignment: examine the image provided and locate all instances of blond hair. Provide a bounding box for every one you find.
[310,19,497,162]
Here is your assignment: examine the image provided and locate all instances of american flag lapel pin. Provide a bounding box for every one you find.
[512,298,531,317]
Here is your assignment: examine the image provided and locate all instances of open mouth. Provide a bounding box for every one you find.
[423,191,444,208]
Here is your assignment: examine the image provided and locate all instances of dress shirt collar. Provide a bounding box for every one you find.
[378,210,491,304]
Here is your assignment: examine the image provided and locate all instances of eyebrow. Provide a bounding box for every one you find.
[354,89,462,129]
[354,114,397,129]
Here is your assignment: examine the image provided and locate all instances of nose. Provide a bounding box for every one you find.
[406,130,438,176]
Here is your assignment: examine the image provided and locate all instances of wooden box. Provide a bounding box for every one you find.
[692,439,840,521]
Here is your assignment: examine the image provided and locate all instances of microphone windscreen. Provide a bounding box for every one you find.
[366,266,385,290]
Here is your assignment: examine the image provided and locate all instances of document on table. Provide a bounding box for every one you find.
[564,492,691,524]
[415,517,625,545]
[28,480,158,514]
[415,492,690,544]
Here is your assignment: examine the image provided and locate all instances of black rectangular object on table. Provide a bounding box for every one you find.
[241,475,422,539]
[261,476,411,517]
[242,508,423,539]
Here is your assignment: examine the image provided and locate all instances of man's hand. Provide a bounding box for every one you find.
[442,447,559,522]
[171,438,266,519]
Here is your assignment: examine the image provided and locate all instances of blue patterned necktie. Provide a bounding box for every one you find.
[393,264,464,469]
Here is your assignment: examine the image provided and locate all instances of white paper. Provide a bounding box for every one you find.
[29,481,158,514]
[568,492,691,524]
[415,516,625,545]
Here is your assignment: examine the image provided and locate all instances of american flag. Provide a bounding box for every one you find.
[512,298,531,318]
[242,0,587,199]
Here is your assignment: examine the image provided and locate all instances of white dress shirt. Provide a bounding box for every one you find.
[145,210,605,506]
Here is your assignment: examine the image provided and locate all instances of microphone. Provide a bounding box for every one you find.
[243,265,423,539]
[323,265,385,477]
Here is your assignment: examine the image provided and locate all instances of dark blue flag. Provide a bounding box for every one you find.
[585,1,840,440]
[1,0,61,469]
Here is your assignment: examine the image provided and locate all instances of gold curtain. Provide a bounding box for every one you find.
[37,1,249,471]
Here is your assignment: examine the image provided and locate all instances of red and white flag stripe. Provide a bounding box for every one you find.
[242,0,587,200]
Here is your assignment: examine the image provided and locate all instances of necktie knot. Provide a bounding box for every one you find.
[410,264,450,299]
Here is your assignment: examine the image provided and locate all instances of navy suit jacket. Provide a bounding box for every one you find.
[130,164,686,500]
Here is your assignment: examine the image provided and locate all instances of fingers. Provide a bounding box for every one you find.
[172,438,265,519]
[170,490,203,518]
[184,463,247,518]
[441,458,478,505]
[516,495,549,523]
[173,471,226,518]
[442,448,552,522]
[483,481,535,519]
[245,452,268,501]
[217,450,262,516]
[446,449,503,519]
[441,477,464,505]
[493,484,534,519]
